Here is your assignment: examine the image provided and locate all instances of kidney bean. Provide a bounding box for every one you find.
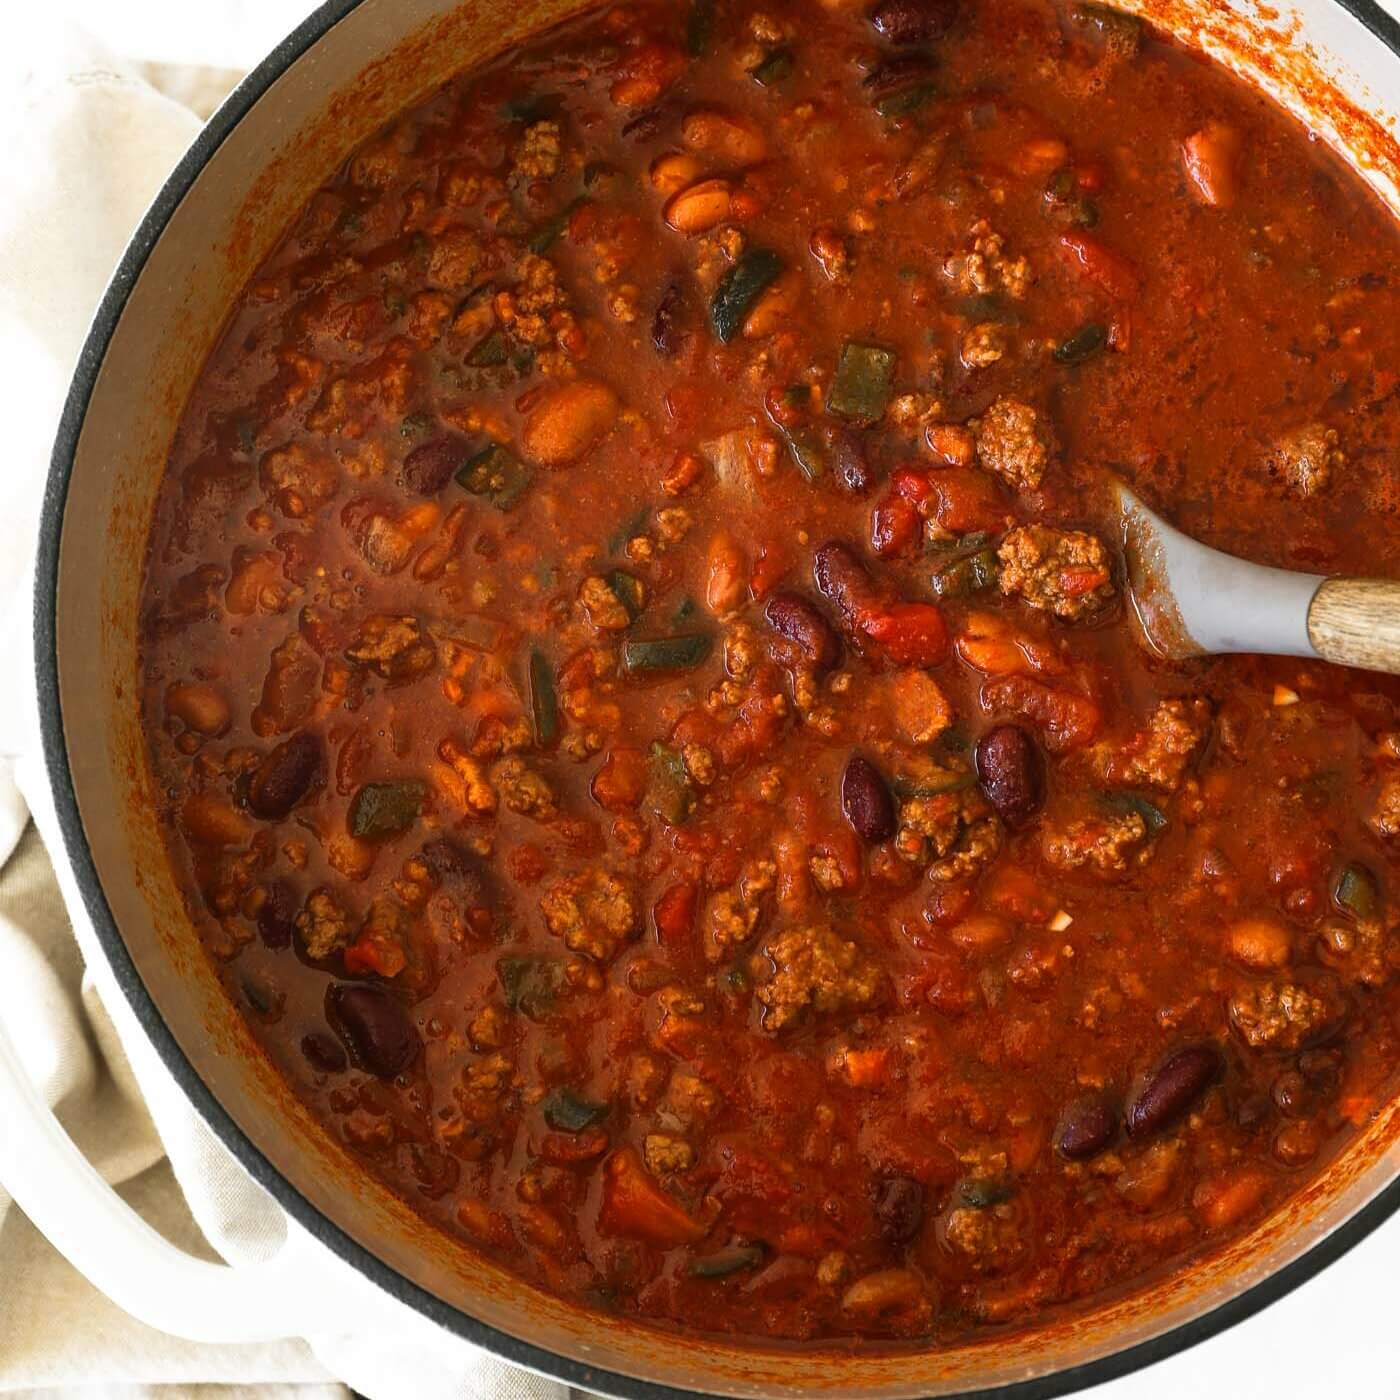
[842,755,897,843]
[872,1174,925,1243]
[764,591,842,672]
[400,436,464,494]
[301,1029,348,1074]
[813,540,883,630]
[975,724,1045,829]
[247,733,323,820]
[870,0,958,45]
[1056,1095,1118,1160]
[327,983,421,1078]
[651,280,689,357]
[832,429,875,495]
[862,51,938,95]
[1127,1045,1223,1138]
[256,880,296,949]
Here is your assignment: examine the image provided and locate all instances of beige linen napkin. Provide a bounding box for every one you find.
[0,16,572,1400]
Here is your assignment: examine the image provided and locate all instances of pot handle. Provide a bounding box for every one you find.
[0,1011,361,1343]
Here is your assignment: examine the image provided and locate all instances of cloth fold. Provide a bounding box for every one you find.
[0,19,570,1400]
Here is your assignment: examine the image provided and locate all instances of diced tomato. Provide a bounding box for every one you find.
[342,932,406,979]
[983,676,1102,751]
[653,881,697,952]
[1057,565,1111,597]
[750,541,790,599]
[870,495,920,557]
[1181,122,1241,208]
[926,467,1010,534]
[591,747,647,810]
[599,1148,706,1246]
[890,465,934,502]
[862,603,949,667]
[775,1223,829,1257]
[538,1128,609,1165]
[1059,231,1142,301]
[956,611,1065,678]
[832,1045,893,1088]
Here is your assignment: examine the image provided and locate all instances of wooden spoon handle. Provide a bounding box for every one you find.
[1308,578,1400,672]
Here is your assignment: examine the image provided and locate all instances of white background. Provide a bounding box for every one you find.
[18,0,1400,1396]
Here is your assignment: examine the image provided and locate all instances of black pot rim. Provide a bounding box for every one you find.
[31,0,1400,1395]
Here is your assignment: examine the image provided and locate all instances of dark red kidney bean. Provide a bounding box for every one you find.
[1127,1045,1223,1138]
[256,880,295,949]
[842,755,897,843]
[301,1029,348,1074]
[832,429,876,495]
[651,280,689,357]
[247,733,323,820]
[872,1174,925,1243]
[813,540,883,630]
[863,50,938,94]
[1234,1092,1273,1133]
[400,436,464,494]
[870,0,958,45]
[1056,1096,1118,1160]
[764,591,842,672]
[327,984,420,1078]
[975,724,1045,829]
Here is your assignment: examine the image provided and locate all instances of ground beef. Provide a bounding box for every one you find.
[998,525,1116,620]
[944,221,1032,301]
[973,398,1054,491]
[495,254,569,348]
[344,614,436,682]
[941,1202,1025,1274]
[512,120,562,180]
[706,859,776,960]
[1370,773,1400,840]
[493,757,557,817]
[1229,978,1342,1050]
[579,576,631,631]
[644,1134,696,1175]
[295,888,351,960]
[1043,808,1149,876]
[961,322,1007,368]
[428,227,487,290]
[260,442,338,514]
[1108,697,1212,791]
[895,786,1002,882]
[756,924,881,1031]
[1268,422,1343,497]
[540,869,639,961]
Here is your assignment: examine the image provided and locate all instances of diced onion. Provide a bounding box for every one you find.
[1273,685,1300,707]
[1048,909,1073,932]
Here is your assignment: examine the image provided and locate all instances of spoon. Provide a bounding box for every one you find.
[1112,479,1400,671]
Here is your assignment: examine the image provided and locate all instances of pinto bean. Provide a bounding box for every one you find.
[841,1268,925,1317]
[842,755,897,843]
[247,733,323,819]
[870,0,958,44]
[521,378,619,466]
[763,591,842,672]
[975,723,1045,829]
[1227,917,1291,970]
[165,681,230,736]
[1056,1095,1118,1160]
[650,150,703,194]
[1127,1045,1223,1138]
[327,983,420,1078]
[179,793,251,848]
[705,532,748,614]
[665,178,734,234]
[682,108,767,166]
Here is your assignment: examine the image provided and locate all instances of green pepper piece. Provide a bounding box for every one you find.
[1104,791,1168,834]
[688,1244,765,1278]
[892,769,976,798]
[686,0,715,56]
[784,426,828,482]
[456,445,533,511]
[349,781,426,839]
[465,330,509,368]
[874,81,938,119]
[528,649,559,747]
[672,595,697,624]
[527,197,584,256]
[542,1086,609,1133]
[710,249,784,344]
[751,47,793,86]
[1054,322,1108,366]
[1334,862,1379,920]
[609,570,646,621]
[827,341,898,424]
[958,1177,1013,1209]
[622,635,713,674]
[647,742,696,825]
[497,955,566,1020]
[1073,2,1145,55]
[398,410,434,438]
[931,547,999,599]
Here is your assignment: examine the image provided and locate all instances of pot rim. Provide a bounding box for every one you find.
[31,0,1400,1395]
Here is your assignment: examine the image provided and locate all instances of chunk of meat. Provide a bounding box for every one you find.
[974,398,1054,491]
[260,442,338,516]
[756,924,882,1031]
[941,1200,1026,1275]
[295,888,352,960]
[494,757,556,817]
[998,525,1115,620]
[1370,773,1400,840]
[344,615,436,682]
[1104,698,1211,792]
[540,869,639,961]
[512,120,562,180]
[1043,808,1149,876]
[1268,422,1343,497]
[1229,978,1343,1050]
[579,576,631,631]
